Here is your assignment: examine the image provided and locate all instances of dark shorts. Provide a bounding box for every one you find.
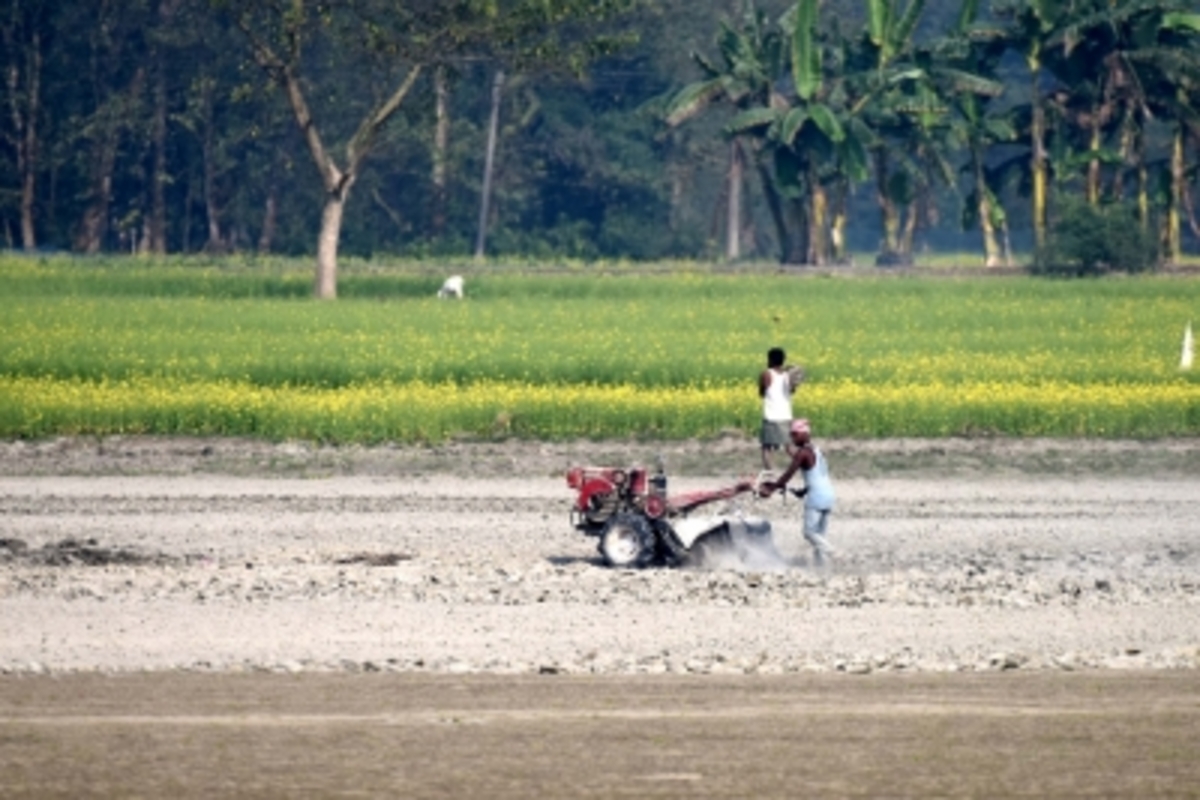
[760,420,790,448]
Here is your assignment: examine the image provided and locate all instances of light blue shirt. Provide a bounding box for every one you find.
[802,446,835,510]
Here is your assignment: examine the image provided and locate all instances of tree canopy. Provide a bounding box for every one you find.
[2,0,1198,275]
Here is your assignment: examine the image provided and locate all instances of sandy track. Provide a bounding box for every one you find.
[1,437,1199,674]
[5,673,1200,798]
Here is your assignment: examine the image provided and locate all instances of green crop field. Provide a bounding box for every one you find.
[2,255,1198,441]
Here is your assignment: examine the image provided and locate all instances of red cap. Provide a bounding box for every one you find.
[790,418,811,436]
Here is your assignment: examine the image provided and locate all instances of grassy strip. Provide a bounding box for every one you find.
[4,280,1198,388]
[0,253,745,299]
[3,377,1197,442]
[5,257,1199,440]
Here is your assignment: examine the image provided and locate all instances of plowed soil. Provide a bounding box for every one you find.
[2,436,1199,797]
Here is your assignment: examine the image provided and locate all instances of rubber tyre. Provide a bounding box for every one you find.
[599,513,655,568]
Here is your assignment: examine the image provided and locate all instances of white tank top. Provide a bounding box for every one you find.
[762,369,792,422]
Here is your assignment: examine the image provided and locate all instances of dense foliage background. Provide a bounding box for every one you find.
[2,0,1199,268]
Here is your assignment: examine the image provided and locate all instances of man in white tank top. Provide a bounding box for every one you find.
[759,347,804,470]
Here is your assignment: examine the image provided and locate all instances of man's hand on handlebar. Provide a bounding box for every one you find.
[756,475,808,499]
[752,471,776,498]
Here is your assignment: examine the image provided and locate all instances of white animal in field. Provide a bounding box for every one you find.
[437,275,464,299]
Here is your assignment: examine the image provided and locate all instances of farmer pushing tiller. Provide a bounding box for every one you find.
[757,418,838,567]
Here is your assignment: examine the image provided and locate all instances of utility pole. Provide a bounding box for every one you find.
[475,69,505,261]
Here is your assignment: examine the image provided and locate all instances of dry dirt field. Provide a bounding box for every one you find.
[3,671,1200,798]
[1,435,1199,796]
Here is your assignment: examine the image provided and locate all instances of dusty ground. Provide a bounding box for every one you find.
[1,435,1198,675]
[3,436,1199,797]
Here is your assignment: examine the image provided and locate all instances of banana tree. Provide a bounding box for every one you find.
[664,5,789,260]
[993,0,1081,251]
[943,0,1015,266]
[841,0,939,263]
[733,95,868,264]
[1035,0,1200,262]
[835,0,1002,264]
[1043,4,1126,206]
[1038,2,1186,215]
[669,0,984,266]
[1114,5,1200,262]
[740,0,868,265]
[666,0,861,265]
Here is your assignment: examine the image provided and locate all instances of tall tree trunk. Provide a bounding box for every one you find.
[17,36,39,250]
[77,137,118,253]
[1167,125,1184,265]
[1110,115,1134,203]
[880,191,902,255]
[1029,54,1048,250]
[784,198,809,265]
[830,178,848,263]
[258,186,277,254]
[1184,189,1200,242]
[1183,127,1200,240]
[149,69,168,253]
[1184,182,1200,241]
[708,177,727,247]
[668,165,685,233]
[1086,116,1101,206]
[148,0,179,254]
[900,199,918,258]
[807,164,827,266]
[181,171,194,253]
[1131,117,1152,234]
[432,64,449,237]
[756,161,791,263]
[316,190,346,298]
[1001,218,1013,266]
[201,81,223,252]
[475,69,505,261]
[725,140,742,261]
[972,143,1003,268]
[77,67,145,253]
[1138,180,1150,238]
[753,163,801,266]
[874,149,902,257]
[977,197,1003,268]
[2,10,41,250]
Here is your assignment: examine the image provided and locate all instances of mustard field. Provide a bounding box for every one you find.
[2,256,1198,441]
